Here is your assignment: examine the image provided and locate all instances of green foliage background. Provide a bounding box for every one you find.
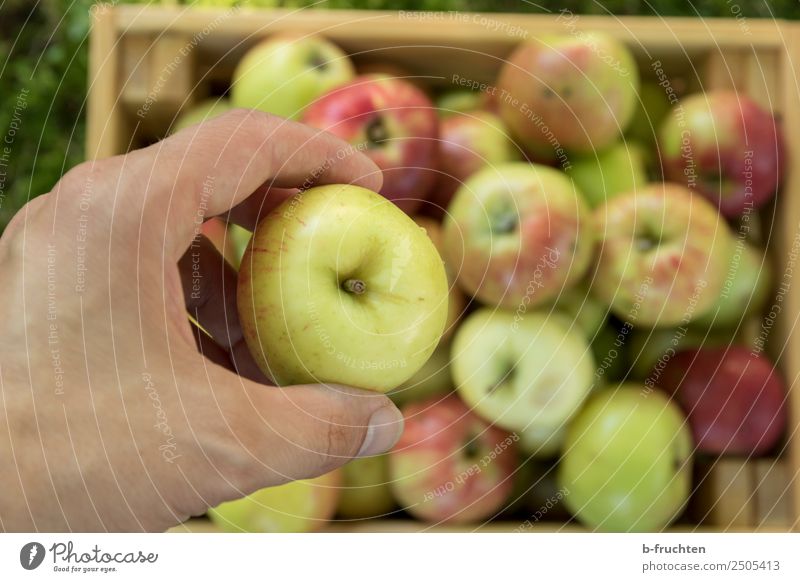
[0,0,796,229]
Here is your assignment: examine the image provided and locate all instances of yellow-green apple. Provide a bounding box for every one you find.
[559,385,692,532]
[389,395,517,523]
[496,34,639,159]
[655,346,786,456]
[388,341,453,407]
[626,81,673,147]
[691,242,772,329]
[172,98,232,133]
[302,75,439,213]
[228,224,252,270]
[209,470,341,533]
[626,326,729,380]
[592,182,733,327]
[337,455,395,519]
[451,309,595,449]
[566,141,648,208]
[237,184,448,392]
[231,34,354,120]
[436,90,486,117]
[443,162,593,309]
[549,284,606,338]
[413,216,466,340]
[659,91,784,218]
[428,111,519,218]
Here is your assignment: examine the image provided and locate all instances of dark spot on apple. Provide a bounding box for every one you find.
[488,363,516,394]
[562,86,573,99]
[543,87,556,99]
[309,51,329,71]
[492,212,518,235]
[635,229,662,252]
[463,438,481,459]
[365,116,389,148]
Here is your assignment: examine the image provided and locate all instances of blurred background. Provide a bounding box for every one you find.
[0,0,798,231]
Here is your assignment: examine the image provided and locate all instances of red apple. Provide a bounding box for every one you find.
[426,111,519,218]
[389,395,517,524]
[496,34,639,160]
[302,75,438,213]
[659,91,784,218]
[654,346,787,456]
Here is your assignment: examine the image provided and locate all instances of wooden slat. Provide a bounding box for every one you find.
[753,459,794,529]
[86,5,124,159]
[693,458,756,528]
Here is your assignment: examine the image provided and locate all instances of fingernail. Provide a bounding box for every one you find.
[357,406,404,458]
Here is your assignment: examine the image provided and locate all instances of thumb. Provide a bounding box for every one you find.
[189,365,404,503]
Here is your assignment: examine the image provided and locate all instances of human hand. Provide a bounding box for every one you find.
[0,109,404,532]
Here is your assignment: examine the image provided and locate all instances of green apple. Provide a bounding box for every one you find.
[451,308,595,441]
[228,223,252,270]
[436,90,485,117]
[559,385,692,532]
[237,184,449,392]
[171,98,233,133]
[626,326,731,380]
[337,455,395,519]
[566,141,648,209]
[550,285,607,339]
[209,470,341,533]
[388,341,453,407]
[691,242,772,329]
[231,33,355,119]
[626,81,673,147]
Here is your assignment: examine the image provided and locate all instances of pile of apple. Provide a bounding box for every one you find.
[175,31,789,533]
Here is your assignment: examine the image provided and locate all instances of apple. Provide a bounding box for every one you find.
[209,470,341,533]
[172,98,233,133]
[659,91,784,218]
[549,284,606,338]
[625,326,728,381]
[389,395,517,524]
[559,385,693,532]
[427,111,519,218]
[626,81,673,147]
[592,182,734,327]
[231,33,355,120]
[337,455,395,519]
[302,75,439,213]
[451,308,595,445]
[228,223,252,270]
[201,218,239,267]
[388,341,453,407]
[496,34,639,159]
[655,346,787,456]
[413,216,466,339]
[566,141,648,209]
[354,62,425,89]
[436,90,487,117]
[443,162,593,310]
[237,184,448,392]
[691,242,772,329]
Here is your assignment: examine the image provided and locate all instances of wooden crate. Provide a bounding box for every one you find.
[88,4,800,532]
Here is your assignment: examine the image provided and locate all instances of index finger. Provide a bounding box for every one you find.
[127,109,383,259]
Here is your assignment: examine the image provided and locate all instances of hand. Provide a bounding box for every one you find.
[0,109,404,532]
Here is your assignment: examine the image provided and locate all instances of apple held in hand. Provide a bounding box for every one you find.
[237,185,449,392]
[338,455,395,519]
[451,309,595,445]
[209,470,341,533]
[444,162,593,309]
[172,98,233,133]
[559,385,693,532]
[659,91,784,218]
[389,395,517,524]
[496,33,639,159]
[655,346,787,456]
[231,34,354,120]
[302,75,439,213]
[592,182,733,327]
[429,111,519,216]
[566,141,648,209]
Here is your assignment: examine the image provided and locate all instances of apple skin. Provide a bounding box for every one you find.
[388,341,453,407]
[496,34,639,159]
[389,395,517,524]
[659,91,784,218]
[655,347,787,456]
[209,470,341,533]
[691,242,772,330]
[427,111,520,217]
[413,216,466,340]
[172,98,233,133]
[337,455,395,519]
[231,33,354,120]
[451,308,595,441]
[237,184,449,392]
[436,90,487,117]
[626,326,730,381]
[302,75,439,213]
[443,162,593,310]
[592,182,734,327]
[626,81,673,147]
[566,141,648,209]
[559,385,693,532]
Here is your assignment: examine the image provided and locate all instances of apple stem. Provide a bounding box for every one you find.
[343,278,367,295]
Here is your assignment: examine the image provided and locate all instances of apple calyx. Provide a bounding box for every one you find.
[365,116,389,148]
[309,51,329,71]
[342,278,367,295]
[488,364,516,394]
